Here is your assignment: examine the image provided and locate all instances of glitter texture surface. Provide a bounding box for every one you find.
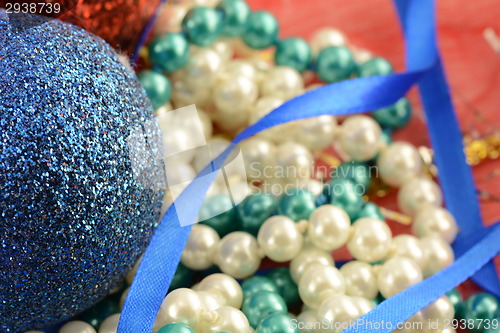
[0,14,163,332]
[60,0,161,53]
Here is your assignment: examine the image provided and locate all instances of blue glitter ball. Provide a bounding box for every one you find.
[0,14,164,332]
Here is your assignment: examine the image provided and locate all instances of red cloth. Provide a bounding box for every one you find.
[248,0,500,280]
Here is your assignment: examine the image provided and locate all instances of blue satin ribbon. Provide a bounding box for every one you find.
[118,0,499,331]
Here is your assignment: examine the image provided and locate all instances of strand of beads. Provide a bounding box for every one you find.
[135,0,416,213]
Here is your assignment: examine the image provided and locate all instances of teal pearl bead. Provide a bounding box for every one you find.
[217,0,250,37]
[380,128,393,145]
[242,276,280,300]
[357,57,393,77]
[182,7,223,46]
[484,317,500,333]
[372,293,386,306]
[323,178,363,220]
[355,201,384,221]
[242,11,279,49]
[148,33,190,73]
[316,46,356,83]
[237,193,277,236]
[446,288,463,314]
[158,323,195,333]
[332,161,371,193]
[256,313,299,333]
[277,188,316,221]
[242,291,288,328]
[464,293,500,324]
[372,97,412,129]
[199,194,239,237]
[275,38,312,73]
[79,297,120,329]
[169,262,193,291]
[137,70,171,110]
[265,267,300,307]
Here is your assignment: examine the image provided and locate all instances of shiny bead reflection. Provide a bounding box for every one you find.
[182,224,220,270]
[412,206,458,243]
[258,216,303,262]
[214,232,262,279]
[197,274,243,309]
[398,177,443,216]
[377,142,423,187]
[377,257,423,298]
[347,218,392,263]
[298,264,345,309]
[340,261,378,300]
[340,115,381,162]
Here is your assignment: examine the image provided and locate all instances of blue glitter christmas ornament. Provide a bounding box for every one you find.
[0,14,164,332]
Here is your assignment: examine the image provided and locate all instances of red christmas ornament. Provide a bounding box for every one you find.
[60,0,161,53]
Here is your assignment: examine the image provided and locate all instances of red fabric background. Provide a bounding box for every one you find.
[249,0,500,279]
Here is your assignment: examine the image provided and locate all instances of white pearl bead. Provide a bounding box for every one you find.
[308,205,351,251]
[198,274,243,309]
[171,77,212,108]
[398,177,443,216]
[223,60,257,81]
[393,311,425,333]
[197,109,213,139]
[347,218,392,263]
[98,313,120,333]
[290,246,334,283]
[164,161,196,187]
[378,257,423,298]
[386,235,426,270]
[197,290,223,311]
[258,216,304,262]
[214,232,262,279]
[351,47,373,63]
[211,38,234,62]
[214,75,258,115]
[317,295,361,329]
[276,142,313,184]
[182,224,220,270]
[249,96,283,125]
[298,264,346,309]
[340,115,381,162]
[420,236,454,277]
[420,295,455,325]
[154,288,203,331]
[239,137,277,182]
[296,310,319,333]
[154,4,188,35]
[202,306,251,333]
[340,261,378,300]
[413,206,458,243]
[351,296,375,315]
[184,49,222,89]
[162,128,198,163]
[120,287,129,309]
[377,142,423,187]
[59,321,96,333]
[251,97,300,145]
[192,138,247,182]
[298,178,324,197]
[170,106,212,140]
[261,66,304,100]
[296,116,337,150]
[310,28,348,55]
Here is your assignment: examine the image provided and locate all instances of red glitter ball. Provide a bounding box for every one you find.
[60,0,161,53]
